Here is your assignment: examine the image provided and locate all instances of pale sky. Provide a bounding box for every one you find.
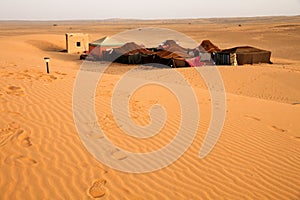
[0,0,299,20]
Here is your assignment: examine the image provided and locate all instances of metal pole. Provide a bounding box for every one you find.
[46,62,49,73]
[44,57,50,74]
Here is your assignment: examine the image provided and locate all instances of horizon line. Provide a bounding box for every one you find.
[0,14,299,22]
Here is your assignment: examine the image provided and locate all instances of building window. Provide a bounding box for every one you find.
[76,42,81,47]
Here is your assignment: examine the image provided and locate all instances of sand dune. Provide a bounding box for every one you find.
[0,16,300,199]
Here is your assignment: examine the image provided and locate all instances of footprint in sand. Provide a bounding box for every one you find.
[111,149,127,160]
[35,71,67,82]
[5,155,37,166]
[0,122,20,147]
[2,70,66,82]
[83,121,105,139]
[87,132,104,140]
[54,71,67,76]
[0,122,32,147]
[102,116,114,127]
[89,179,107,198]
[244,115,261,121]
[5,85,25,96]
[269,125,287,133]
[36,73,58,82]
[15,129,32,147]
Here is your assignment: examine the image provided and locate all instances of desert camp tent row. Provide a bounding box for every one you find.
[83,37,272,67]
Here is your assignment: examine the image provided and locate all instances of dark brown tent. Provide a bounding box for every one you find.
[103,42,154,64]
[159,40,188,52]
[155,50,191,67]
[102,40,204,67]
[155,40,192,67]
[221,46,272,65]
[113,42,153,55]
[199,40,221,53]
[190,40,220,64]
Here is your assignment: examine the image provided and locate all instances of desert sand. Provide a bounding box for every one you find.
[0,16,300,199]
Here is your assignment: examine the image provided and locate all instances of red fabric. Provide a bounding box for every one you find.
[186,56,202,67]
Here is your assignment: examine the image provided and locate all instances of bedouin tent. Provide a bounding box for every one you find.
[88,36,124,60]
[220,46,272,65]
[154,40,192,67]
[198,40,221,53]
[154,50,191,67]
[158,40,189,53]
[190,40,221,64]
[104,41,192,67]
[104,42,155,64]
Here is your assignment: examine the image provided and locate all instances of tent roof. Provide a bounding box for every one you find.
[199,40,221,53]
[156,50,187,60]
[221,46,271,54]
[158,40,191,58]
[113,42,154,55]
[89,36,124,47]
[162,40,188,51]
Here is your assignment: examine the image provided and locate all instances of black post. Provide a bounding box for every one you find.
[44,57,50,74]
[46,62,49,74]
